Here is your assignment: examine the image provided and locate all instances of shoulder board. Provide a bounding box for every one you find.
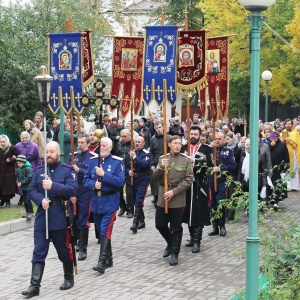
[159,153,170,158]
[90,154,98,160]
[112,155,123,161]
[143,149,149,154]
[180,153,188,157]
[74,151,78,155]
[62,164,73,169]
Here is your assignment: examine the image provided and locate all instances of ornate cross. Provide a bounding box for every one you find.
[155,85,163,101]
[52,93,58,107]
[168,86,175,101]
[143,85,151,101]
[64,93,70,107]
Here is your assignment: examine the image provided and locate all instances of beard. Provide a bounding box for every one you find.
[190,138,200,145]
[47,153,60,164]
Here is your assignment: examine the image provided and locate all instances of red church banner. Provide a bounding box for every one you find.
[177,30,207,90]
[82,30,94,90]
[200,36,229,121]
[111,37,144,118]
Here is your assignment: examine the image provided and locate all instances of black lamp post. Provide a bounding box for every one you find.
[33,65,53,239]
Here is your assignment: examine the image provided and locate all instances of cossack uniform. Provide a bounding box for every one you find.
[68,150,96,261]
[83,153,125,274]
[130,148,151,233]
[25,161,78,295]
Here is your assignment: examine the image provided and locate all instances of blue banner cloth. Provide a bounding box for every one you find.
[48,32,82,114]
[143,25,178,106]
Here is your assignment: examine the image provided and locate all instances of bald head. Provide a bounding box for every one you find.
[46,141,61,164]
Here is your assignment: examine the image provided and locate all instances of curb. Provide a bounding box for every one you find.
[0,218,34,236]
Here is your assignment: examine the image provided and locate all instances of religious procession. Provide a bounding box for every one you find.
[1,0,300,299]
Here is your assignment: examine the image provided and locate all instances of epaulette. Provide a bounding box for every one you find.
[143,149,149,154]
[112,155,123,161]
[159,153,170,158]
[62,163,73,169]
[74,151,78,155]
[90,154,98,160]
[180,153,188,157]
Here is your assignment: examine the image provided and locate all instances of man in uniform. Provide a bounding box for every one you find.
[83,137,125,274]
[68,134,95,261]
[22,141,78,298]
[153,135,194,266]
[129,136,151,233]
[208,132,236,237]
[115,128,135,218]
[182,126,212,253]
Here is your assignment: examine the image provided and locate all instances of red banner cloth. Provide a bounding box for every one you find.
[111,37,144,118]
[177,30,207,91]
[200,36,229,121]
[82,30,94,89]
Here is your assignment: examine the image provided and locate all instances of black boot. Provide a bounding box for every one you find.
[72,225,80,252]
[93,238,110,273]
[219,207,227,236]
[185,226,194,247]
[169,230,183,266]
[22,263,45,297]
[137,207,145,229]
[208,221,219,236]
[130,206,139,233]
[192,226,203,253]
[227,208,235,221]
[60,261,74,290]
[18,195,24,205]
[106,240,113,268]
[78,228,89,261]
[159,229,172,258]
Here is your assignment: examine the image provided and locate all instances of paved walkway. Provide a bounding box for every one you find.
[0,191,299,300]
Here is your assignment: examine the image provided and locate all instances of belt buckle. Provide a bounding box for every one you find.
[97,191,102,197]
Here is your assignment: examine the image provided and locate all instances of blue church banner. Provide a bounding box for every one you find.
[143,25,178,106]
[48,32,82,114]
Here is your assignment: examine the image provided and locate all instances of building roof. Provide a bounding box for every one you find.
[124,0,161,14]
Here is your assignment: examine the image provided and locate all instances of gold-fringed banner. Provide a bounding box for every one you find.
[110,36,144,118]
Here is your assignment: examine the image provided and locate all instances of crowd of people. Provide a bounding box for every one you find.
[0,110,298,297]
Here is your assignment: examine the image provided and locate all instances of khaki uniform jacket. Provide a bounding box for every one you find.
[153,152,193,208]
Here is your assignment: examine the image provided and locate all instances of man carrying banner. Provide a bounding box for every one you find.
[22,141,78,298]
[153,136,193,266]
[68,134,95,261]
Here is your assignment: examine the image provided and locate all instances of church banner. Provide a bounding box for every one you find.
[200,36,229,120]
[110,36,144,118]
[143,25,178,106]
[177,30,207,90]
[48,32,82,114]
[82,30,95,91]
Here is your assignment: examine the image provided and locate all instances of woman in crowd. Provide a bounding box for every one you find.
[24,119,44,160]
[0,135,19,207]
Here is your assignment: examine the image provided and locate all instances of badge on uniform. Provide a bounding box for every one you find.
[91,174,95,178]
[107,165,112,172]
[145,157,149,160]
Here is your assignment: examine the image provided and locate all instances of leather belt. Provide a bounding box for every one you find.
[49,199,63,206]
[95,189,119,197]
[134,171,150,177]
[159,182,178,189]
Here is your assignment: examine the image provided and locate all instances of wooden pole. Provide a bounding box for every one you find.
[213,121,217,192]
[130,84,136,185]
[163,79,168,214]
[70,86,76,216]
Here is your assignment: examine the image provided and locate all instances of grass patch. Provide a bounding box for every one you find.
[0,204,37,223]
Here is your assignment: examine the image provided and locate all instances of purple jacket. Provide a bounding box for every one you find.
[15,141,42,172]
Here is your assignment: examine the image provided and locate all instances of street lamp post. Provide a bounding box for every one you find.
[237,1,276,299]
[33,65,53,240]
[262,70,273,123]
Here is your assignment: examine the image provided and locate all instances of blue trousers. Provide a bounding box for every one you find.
[209,181,227,210]
[94,212,116,239]
[32,229,73,264]
[131,181,149,207]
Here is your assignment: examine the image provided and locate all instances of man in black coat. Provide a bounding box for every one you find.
[134,117,151,150]
[182,126,212,253]
[268,131,290,211]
